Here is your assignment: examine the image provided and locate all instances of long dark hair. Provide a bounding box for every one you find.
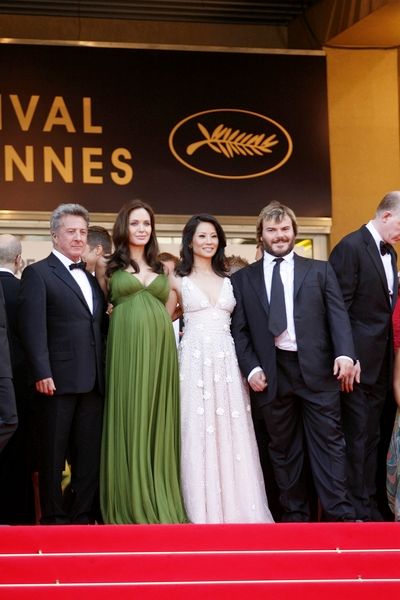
[106,199,163,277]
[176,214,228,277]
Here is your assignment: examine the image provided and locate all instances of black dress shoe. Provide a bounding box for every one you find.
[369,507,384,522]
[281,511,310,523]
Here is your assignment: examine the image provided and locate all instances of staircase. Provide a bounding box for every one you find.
[1,522,400,598]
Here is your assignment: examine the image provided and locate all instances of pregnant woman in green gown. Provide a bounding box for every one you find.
[100,199,187,524]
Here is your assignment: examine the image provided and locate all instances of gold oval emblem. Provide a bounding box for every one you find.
[169,108,293,180]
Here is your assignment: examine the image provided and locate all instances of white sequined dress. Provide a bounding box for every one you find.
[179,275,274,523]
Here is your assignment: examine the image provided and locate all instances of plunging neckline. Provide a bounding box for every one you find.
[124,271,163,289]
[185,275,226,308]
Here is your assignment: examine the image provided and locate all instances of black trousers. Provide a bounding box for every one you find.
[37,389,104,524]
[0,377,18,454]
[341,349,392,520]
[261,350,354,522]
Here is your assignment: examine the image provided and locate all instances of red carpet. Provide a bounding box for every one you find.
[1,523,400,598]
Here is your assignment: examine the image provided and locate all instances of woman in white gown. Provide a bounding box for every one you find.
[169,214,273,524]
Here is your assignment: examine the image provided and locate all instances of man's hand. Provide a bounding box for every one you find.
[248,370,268,392]
[36,378,56,396]
[333,358,357,393]
[353,360,361,385]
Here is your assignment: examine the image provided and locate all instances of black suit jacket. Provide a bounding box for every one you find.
[0,281,13,380]
[329,225,397,386]
[17,253,106,396]
[231,254,355,407]
[0,281,17,434]
[0,272,26,374]
[0,270,35,411]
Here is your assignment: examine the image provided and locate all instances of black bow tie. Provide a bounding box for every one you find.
[69,261,87,271]
[380,241,391,256]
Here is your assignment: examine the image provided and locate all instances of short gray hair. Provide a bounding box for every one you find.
[50,203,89,233]
[0,234,22,264]
[376,191,400,216]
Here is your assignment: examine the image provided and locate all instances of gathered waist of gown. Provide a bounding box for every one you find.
[112,289,147,306]
[183,310,232,335]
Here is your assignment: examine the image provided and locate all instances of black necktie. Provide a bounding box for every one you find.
[69,261,87,271]
[269,257,287,337]
[380,241,391,256]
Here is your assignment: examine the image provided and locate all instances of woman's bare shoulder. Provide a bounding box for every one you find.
[168,270,183,292]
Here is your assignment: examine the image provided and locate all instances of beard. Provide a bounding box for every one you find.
[262,236,296,257]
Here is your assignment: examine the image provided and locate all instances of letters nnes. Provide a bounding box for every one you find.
[0,94,133,185]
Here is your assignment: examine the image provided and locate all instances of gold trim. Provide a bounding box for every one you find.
[0,38,325,56]
[0,210,332,238]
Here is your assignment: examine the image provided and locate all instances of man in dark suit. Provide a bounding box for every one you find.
[0,280,17,454]
[231,201,357,522]
[0,234,35,523]
[329,191,400,521]
[18,204,106,525]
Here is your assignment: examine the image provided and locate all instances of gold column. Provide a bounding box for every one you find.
[327,47,400,249]
[323,0,400,249]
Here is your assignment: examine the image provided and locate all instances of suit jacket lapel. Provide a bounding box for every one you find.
[247,259,270,319]
[248,254,311,314]
[47,253,92,313]
[293,254,312,298]
[390,247,398,309]
[87,273,101,315]
[361,226,393,308]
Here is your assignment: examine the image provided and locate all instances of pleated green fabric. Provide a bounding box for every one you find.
[100,270,188,524]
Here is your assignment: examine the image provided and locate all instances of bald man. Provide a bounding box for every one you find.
[0,279,17,453]
[330,191,400,521]
[0,234,35,523]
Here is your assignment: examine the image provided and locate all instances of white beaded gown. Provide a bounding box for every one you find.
[179,275,274,523]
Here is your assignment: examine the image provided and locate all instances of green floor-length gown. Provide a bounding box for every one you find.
[100,270,187,524]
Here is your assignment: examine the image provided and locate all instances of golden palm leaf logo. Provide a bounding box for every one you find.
[169,108,293,180]
[186,123,278,158]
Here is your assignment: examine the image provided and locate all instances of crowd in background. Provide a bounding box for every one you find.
[1,191,400,525]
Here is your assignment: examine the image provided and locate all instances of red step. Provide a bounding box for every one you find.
[0,523,399,599]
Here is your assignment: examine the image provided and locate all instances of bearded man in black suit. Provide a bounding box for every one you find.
[18,204,106,525]
[231,201,357,522]
[330,191,400,521]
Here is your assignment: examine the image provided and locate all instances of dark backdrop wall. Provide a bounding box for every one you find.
[0,44,330,216]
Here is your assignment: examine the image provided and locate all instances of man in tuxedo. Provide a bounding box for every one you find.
[231,201,357,522]
[0,280,17,454]
[0,234,35,523]
[330,191,400,521]
[18,204,106,524]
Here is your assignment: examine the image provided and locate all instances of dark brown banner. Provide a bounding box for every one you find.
[0,44,330,216]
